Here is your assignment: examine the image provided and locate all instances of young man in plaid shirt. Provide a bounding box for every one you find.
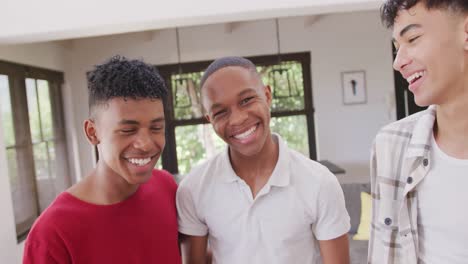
[369,0,468,263]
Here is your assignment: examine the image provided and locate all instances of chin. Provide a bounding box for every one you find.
[414,96,433,107]
[233,145,263,158]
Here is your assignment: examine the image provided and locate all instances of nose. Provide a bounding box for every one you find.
[393,46,411,72]
[229,107,248,126]
[133,130,154,152]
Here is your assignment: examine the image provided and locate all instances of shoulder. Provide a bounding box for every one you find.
[147,169,177,191]
[288,149,335,183]
[177,152,225,193]
[374,107,434,144]
[26,193,71,245]
[24,194,74,262]
[372,108,434,163]
[287,151,346,218]
[287,149,341,199]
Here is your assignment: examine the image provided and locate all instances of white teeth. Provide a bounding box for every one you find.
[407,71,425,84]
[234,126,257,140]
[128,157,151,166]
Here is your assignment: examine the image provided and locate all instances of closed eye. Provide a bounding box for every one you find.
[213,110,227,118]
[120,129,136,134]
[409,36,420,43]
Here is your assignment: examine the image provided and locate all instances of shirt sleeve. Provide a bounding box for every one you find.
[176,182,208,236]
[23,224,72,264]
[312,172,351,240]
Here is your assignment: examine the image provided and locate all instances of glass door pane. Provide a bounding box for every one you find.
[26,78,42,143]
[0,75,15,146]
[271,115,309,157]
[175,124,225,175]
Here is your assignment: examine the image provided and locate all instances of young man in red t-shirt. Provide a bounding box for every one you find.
[23,56,182,264]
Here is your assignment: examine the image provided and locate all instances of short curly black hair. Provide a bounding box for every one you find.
[381,0,468,28]
[87,55,167,116]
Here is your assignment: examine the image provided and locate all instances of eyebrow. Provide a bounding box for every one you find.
[238,88,257,97]
[118,117,165,125]
[392,24,422,42]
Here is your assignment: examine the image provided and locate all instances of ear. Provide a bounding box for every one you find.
[464,15,468,51]
[264,85,273,107]
[205,114,211,123]
[84,119,100,145]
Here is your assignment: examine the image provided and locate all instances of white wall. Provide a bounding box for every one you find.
[0,42,73,263]
[280,13,396,183]
[65,10,396,183]
[0,42,66,71]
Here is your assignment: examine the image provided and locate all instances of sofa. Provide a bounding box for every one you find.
[341,183,371,264]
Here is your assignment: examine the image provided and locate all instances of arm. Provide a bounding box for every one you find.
[176,182,211,264]
[319,234,350,264]
[311,169,351,264]
[179,233,210,264]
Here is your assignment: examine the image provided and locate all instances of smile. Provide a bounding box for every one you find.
[407,70,426,84]
[232,124,258,140]
[125,155,156,167]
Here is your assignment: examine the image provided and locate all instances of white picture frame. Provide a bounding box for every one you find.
[341,70,367,105]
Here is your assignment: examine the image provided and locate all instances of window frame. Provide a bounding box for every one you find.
[157,52,316,174]
[0,60,69,242]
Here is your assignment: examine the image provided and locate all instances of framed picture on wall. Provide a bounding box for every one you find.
[341,70,367,105]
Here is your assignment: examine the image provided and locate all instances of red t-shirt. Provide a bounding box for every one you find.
[23,170,182,264]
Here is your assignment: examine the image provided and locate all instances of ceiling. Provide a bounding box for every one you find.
[1,0,382,44]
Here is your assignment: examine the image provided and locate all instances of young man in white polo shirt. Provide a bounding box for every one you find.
[176,57,350,264]
[369,1,468,263]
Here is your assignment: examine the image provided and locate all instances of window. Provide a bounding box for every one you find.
[0,61,71,241]
[157,52,316,175]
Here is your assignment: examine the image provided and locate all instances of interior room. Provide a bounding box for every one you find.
[0,0,404,263]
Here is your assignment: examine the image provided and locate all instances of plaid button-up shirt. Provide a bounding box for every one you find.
[368,106,436,264]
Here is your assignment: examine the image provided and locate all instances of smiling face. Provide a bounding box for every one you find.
[202,66,273,159]
[392,2,468,107]
[85,97,165,185]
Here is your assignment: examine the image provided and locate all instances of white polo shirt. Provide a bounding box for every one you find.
[176,134,350,264]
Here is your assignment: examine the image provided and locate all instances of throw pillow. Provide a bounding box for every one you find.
[353,191,371,240]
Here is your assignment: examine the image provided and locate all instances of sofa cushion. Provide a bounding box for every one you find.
[353,191,371,240]
[340,183,370,234]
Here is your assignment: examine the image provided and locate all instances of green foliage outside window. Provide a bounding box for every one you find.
[175,124,225,175]
[258,62,305,112]
[271,115,309,157]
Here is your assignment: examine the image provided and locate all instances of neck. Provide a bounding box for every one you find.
[69,162,139,205]
[435,79,468,159]
[229,133,279,196]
